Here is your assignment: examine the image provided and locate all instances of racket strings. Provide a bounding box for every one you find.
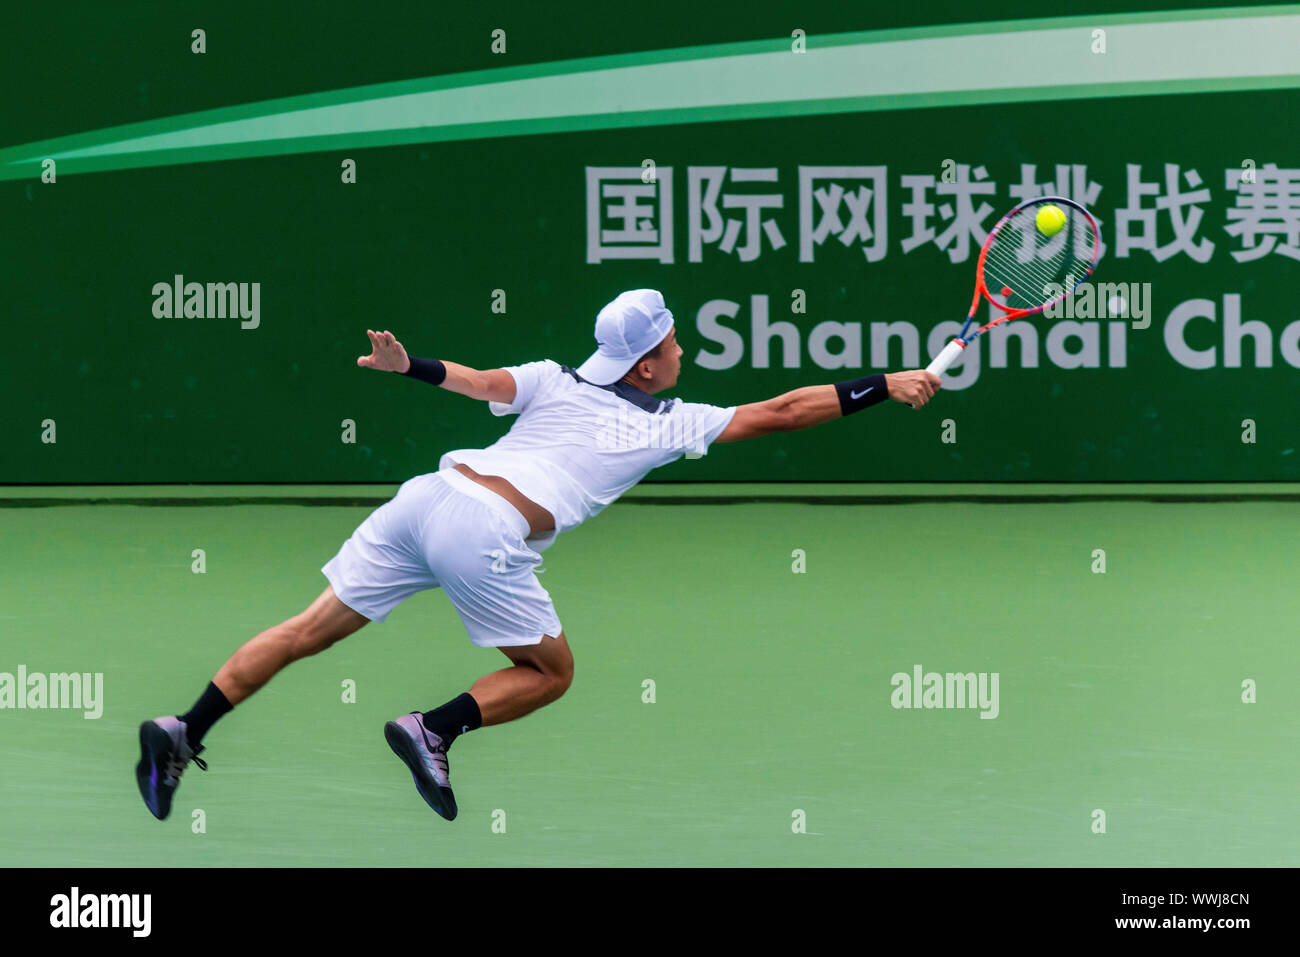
[982,206,1096,310]
[984,236,1082,300]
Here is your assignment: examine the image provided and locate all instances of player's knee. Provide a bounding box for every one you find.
[540,672,571,707]
[281,588,366,661]
[552,661,573,698]
[551,650,574,697]
[532,636,573,699]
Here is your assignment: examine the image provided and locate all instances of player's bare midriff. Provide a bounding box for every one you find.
[452,463,556,538]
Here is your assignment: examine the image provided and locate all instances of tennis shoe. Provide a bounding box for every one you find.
[136,716,207,821]
[384,712,458,821]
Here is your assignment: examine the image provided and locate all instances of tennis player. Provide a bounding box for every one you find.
[136,289,940,821]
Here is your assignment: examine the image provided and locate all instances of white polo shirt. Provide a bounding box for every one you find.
[439,360,736,552]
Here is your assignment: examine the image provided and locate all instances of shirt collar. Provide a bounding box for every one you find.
[561,365,670,414]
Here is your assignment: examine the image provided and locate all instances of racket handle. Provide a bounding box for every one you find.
[908,339,966,407]
[926,339,966,377]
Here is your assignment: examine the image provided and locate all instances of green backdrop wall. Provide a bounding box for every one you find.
[4,1,1298,482]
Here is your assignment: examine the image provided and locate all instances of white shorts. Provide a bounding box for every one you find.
[321,468,563,647]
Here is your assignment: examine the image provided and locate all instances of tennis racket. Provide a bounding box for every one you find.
[923,194,1102,384]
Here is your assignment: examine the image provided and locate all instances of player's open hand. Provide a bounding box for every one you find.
[357,330,411,373]
[886,370,942,408]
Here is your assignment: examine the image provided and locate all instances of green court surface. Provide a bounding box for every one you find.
[1,484,1296,867]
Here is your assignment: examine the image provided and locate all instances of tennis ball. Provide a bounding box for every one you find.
[1036,204,1066,237]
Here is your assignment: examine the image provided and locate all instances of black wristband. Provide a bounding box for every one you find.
[401,356,447,386]
[834,373,888,416]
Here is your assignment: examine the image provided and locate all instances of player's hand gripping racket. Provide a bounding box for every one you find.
[915,195,1101,405]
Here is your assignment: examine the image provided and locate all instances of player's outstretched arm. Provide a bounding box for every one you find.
[356,329,516,403]
[714,370,940,443]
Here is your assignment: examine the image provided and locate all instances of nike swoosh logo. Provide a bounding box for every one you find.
[850,386,874,400]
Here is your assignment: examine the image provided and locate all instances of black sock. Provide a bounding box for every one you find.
[178,682,233,749]
[422,692,482,744]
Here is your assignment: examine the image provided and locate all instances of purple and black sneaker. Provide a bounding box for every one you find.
[136,716,207,820]
[384,713,457,820]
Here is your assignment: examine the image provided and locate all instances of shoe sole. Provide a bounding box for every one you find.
[135,721,173,821]
[384,721,458,821]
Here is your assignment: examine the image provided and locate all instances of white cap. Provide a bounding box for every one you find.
[575,289,675,386]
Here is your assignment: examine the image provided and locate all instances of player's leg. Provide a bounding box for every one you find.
[212,584,370,705]
[470,631,574,725]
[384,472,569,819]
[136,585,370,821]
[137,475,439,821]
[384,631,573,822]
[180,583,367,751]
